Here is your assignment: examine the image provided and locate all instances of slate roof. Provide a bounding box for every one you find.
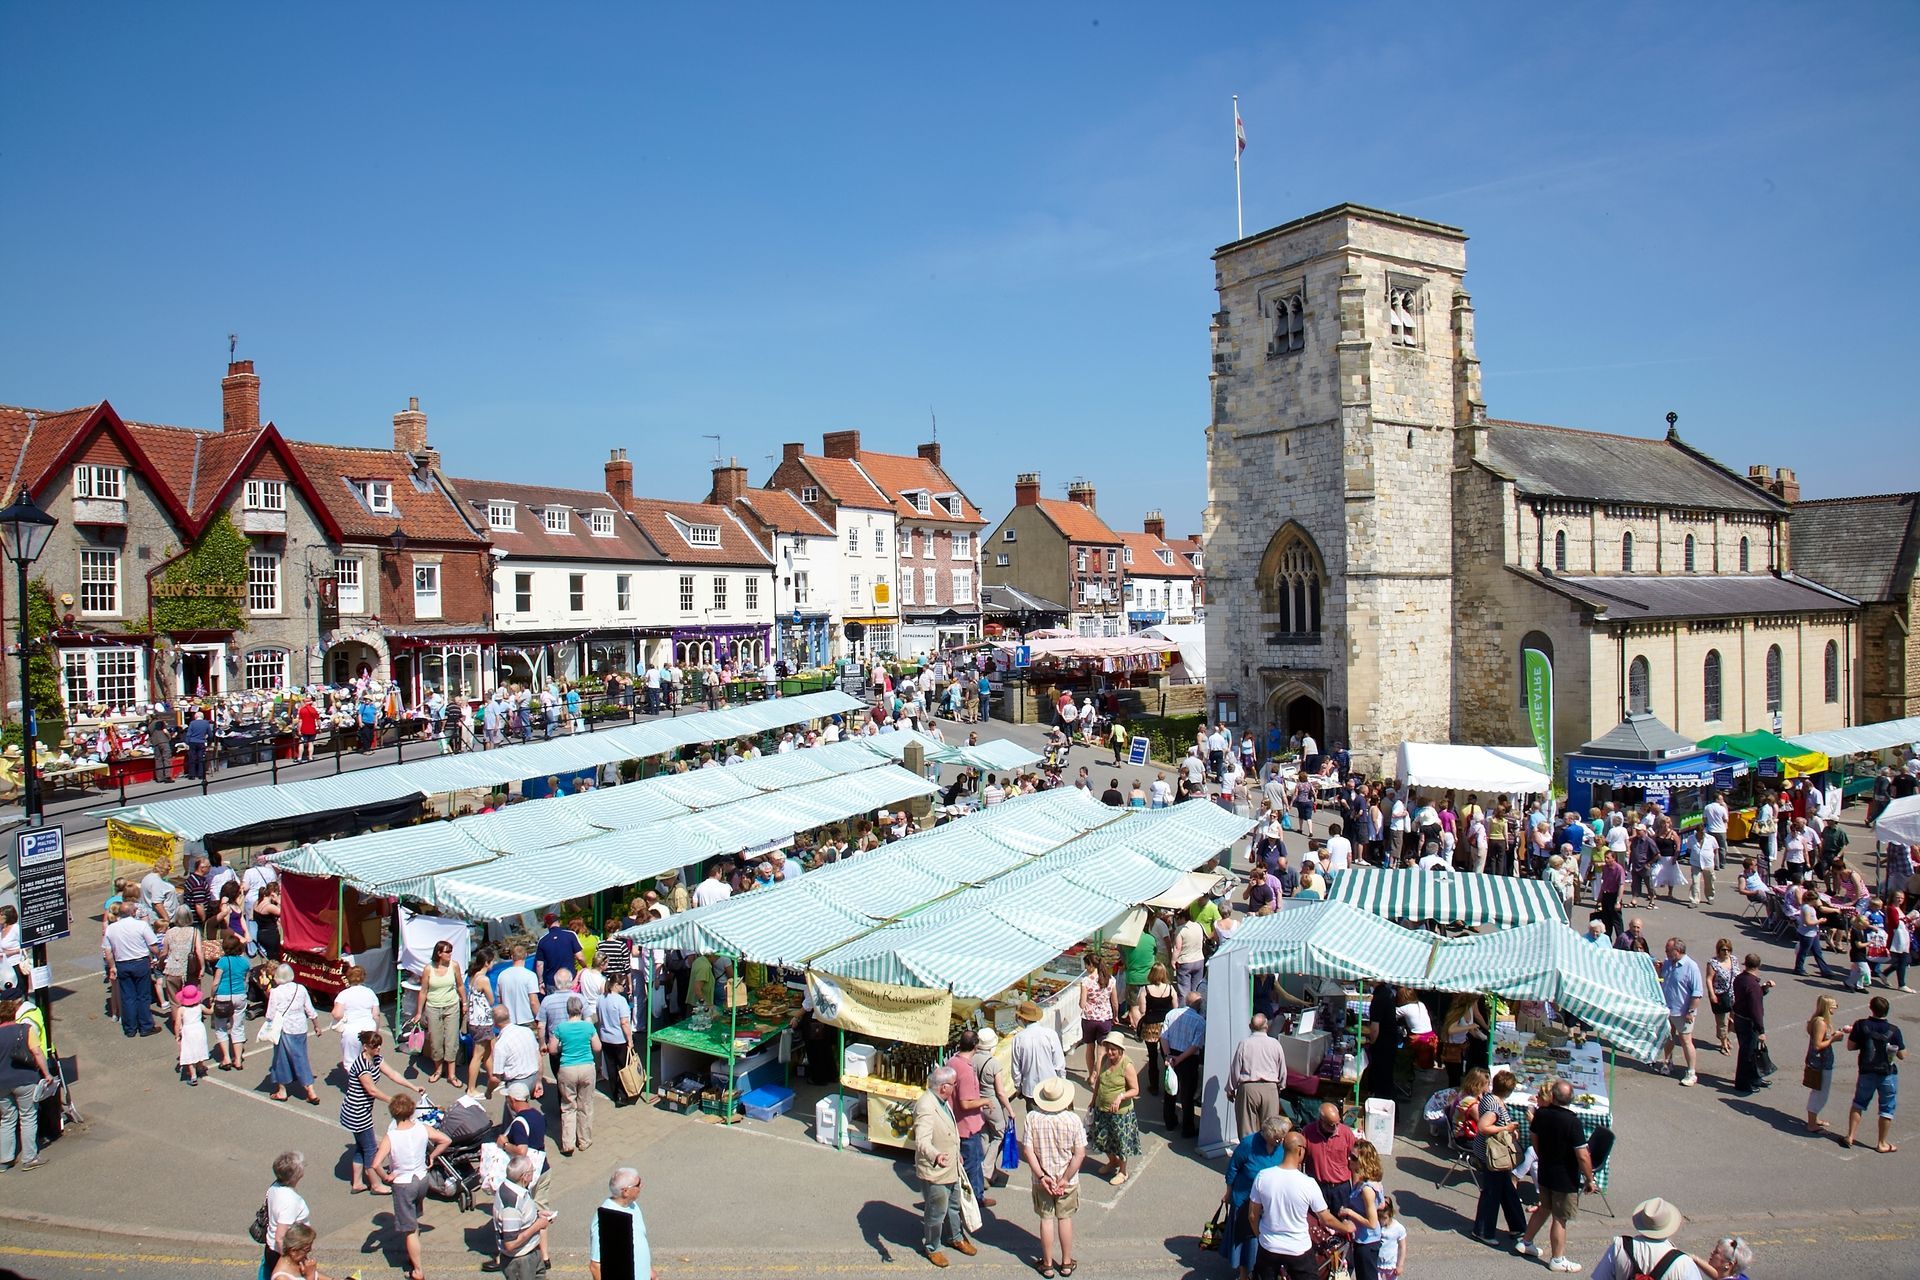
[1034,498,1121,544]
[289,441,487,545]
[1515,569,1857,621]
[621,497,772,567]
[848,449,986,524]
[982,584,1070,615]
[1482,420,1783,514]
[443,476,663,563]
[1119,531,1188,578]
[1789,492,1920,604]
[1577,713,1701,761]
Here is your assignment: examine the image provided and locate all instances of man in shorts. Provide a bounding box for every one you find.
[1843,995,1908,1153]
[1657,937,1703,1086]
[1023,1077,1086,1276]
[1516,1080,1596,1272]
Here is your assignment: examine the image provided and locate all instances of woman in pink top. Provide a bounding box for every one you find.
[1078,955,1120,1081]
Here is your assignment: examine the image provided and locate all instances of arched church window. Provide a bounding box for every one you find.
[1553,530,1567,571]
[1628,656,1651,715]
[1261,526,1325,636]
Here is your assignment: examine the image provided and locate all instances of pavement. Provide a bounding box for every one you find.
[4,716,1918,1278]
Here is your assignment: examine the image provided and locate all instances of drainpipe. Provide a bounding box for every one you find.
[1616,624,1628,722]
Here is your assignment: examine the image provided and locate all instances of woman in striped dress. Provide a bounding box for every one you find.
[341,1029,416,1194]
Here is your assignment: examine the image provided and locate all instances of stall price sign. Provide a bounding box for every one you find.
[12,826,70,946]
[1128,735,1151,766]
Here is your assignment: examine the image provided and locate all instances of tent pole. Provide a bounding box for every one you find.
[837,1025,846,1152]
[644,952,654,1103]
[727,957,739,1124]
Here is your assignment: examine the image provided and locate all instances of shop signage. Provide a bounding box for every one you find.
[152,582,247,600]
[12,826,70,946]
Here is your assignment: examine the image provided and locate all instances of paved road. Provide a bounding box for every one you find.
[5,722,1917,1278]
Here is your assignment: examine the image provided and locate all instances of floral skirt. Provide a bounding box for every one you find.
[1088,1105,1141,1158]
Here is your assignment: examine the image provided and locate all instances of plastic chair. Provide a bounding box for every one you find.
[1585,1124,1617,1218]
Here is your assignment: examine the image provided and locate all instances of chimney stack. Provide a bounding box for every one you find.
[1014,473,1041,507]
[605,448,633,507]
[782,441,805,464]
[1066,480,1097,510]
[221,359,261,433]
[710,456,750,507]
[393,396,437,468]
[1748,464,1773,486]
[822,430,861,460]
[1770,466,1799,504]
[1143,509,1166,540]
[917,441,942,468]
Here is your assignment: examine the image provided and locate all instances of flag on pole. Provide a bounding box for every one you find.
[1235,105,1246,155]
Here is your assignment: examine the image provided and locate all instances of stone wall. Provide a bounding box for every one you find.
[1859,594,1919,722]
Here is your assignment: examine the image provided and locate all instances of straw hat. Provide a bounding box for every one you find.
[1033,1077,1073,1113]
[975,1027,998,1050]
[1101,1032,1128,1052]
[1630,1196,1683,1240]
[1015,1001,1044,1024]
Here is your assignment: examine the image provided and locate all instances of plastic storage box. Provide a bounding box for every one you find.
[843,1042,879,1077]
[742,1085,796,1123]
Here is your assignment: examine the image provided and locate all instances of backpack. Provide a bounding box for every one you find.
[1618,1237,1684,1280]
[1857,1021,1896,1075]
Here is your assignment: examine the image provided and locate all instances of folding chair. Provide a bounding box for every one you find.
[1432,1096,1482,1194]
[1585,1124,1617,1218]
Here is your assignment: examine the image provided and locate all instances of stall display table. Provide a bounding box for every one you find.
[651,1018,788,1109]
[1511,1098,1613,1191]
[1491,1022,1607,1100]
[39,761,106,796]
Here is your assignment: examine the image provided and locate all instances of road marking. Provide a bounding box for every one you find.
[197,1071,341,1129]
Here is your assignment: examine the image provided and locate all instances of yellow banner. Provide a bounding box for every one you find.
[807,972,952,1046]
[107,819,177,876]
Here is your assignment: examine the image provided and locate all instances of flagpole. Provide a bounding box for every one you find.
[1232,95,1244,239]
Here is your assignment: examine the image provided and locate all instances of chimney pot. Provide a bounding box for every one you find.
[709,460,749,507]
[1748,464,1772,483]
[1143,509,1166,540]
[1014,473,1041,507]
[605,447,634,507]
[221,359,261,433]
[822,430,861,460]
[1771,466,1799,504]
[1066,480,1097,510]
[393,397,430,457]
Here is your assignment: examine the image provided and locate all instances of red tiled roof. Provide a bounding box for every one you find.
[444,476,663,563]
[794,455,892,510]
[1035,497,1121,544]
[1118,531,1187,578]
[737,488,834,536]
[849,449,985,524]
[0,401,198,527]
[288,441,486,545]
[622,497,773,567]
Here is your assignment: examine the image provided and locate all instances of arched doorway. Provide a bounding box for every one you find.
[1284,694,1325,745]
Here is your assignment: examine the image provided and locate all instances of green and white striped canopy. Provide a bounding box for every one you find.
[1326,866,1567,929]
[1217,902,1668,1059]
[853,729,1041,774]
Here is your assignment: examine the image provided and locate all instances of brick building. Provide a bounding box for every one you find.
[1204,203,1860,770]
[984,474,1125,636]
[708,460,840,667]
[767,436,900,659]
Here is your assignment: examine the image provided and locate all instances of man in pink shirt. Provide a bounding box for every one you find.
[948,1032,995,1211]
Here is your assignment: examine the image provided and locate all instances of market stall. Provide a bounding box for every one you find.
[989,634,1177,724]
[1198,902,1666,1157]
[1565,714,1748,831]
[1791,716,1920,800]
[1325,866,1567,929]
[1394,742,1549,796]
[1878,795,1920,846]
[1698,729,1830,840]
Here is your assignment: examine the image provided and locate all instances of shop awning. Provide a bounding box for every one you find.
[91,689,864,841]
[1877,794,1920,846]
[1697,730,1829,777]
[1325,866,1567,928]
[852,729,1041,774]
[1567,751,1747,788]
[1207,900,1442,982]
[1790,717,1920,760]
[1394,742,1549,793]
[990,636,1177,661]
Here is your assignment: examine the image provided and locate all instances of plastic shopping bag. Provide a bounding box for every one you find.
[998,1127,1021,1171]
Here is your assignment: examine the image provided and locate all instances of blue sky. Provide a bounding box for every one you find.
[3,4,1915,535]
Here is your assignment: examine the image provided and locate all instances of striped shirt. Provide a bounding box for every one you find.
[340,1053,380,1132]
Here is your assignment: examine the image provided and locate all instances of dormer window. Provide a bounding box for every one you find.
[361,481,394,513]
[938,494,961,517]
[74,465,126,500]
[244,479,286,511]
[912,491,931,514]
[685,524,721,547]
[1156,549,1174,566]
[590,511,615,537]
[543,507,570,534]
[487,501,515,531]
[800,486,820,504]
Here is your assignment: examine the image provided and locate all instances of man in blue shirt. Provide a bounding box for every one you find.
[588,1166,652,1280]
[535,917,582,992]
[183,711,211,781]
[1656,937,1703,1087]
[1160,991,1208,1137]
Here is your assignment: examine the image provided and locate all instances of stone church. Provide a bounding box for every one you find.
[1203,204,1859,772]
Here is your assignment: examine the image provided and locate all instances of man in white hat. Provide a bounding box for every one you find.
[1587,1196,1702,1279]
[1023,1077,1086,1277]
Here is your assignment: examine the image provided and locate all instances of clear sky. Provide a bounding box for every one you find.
[3,4,1915,536]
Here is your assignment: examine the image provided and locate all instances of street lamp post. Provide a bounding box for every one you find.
[1,487,59,1028]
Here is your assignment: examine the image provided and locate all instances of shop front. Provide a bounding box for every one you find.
[671,624,769,669]
[843,616,897,662]
[777,611,833,669]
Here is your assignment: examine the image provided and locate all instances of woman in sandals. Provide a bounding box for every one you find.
[1086,1034,1140,1185]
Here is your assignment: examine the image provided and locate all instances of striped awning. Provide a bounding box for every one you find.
[1326,866,1567,929]
[1214,901,1442,984]
[91,688,864,840]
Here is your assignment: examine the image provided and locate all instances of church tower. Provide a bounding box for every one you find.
[1203,204,1483,770]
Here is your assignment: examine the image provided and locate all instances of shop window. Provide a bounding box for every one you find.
[61,646,142,711]
[244,648,288,690]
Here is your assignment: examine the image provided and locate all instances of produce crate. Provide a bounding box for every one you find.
[741,1085,795,1122]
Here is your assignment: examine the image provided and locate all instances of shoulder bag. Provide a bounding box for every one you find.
[255,988,286,1045]
[617,1052,646,1099]
[248,1201,270,1245]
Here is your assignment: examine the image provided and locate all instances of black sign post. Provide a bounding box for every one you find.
[12,826,69,947]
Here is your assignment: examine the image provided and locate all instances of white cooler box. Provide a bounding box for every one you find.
[1363,1097,1396,1157]
[842,1042,879,1077]
[814,1094,871,1149]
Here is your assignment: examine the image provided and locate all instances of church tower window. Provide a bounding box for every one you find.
[1765,645,1783,715]
[1703,650,1723,721]
[1388,285,1421,347]
[1260,525,1324,637]
[1621,531,1635,572]
[1739,536,1751,572]
[1684,534,1696,573]
[1553,530,1567,571]
[1267,288,1305,356]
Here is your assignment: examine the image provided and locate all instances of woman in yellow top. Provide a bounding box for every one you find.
[1087,1034,1141,1185]
[419,940,463,1084]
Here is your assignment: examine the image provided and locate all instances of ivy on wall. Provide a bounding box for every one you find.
[154,512,250,633]
[2,578,67,747]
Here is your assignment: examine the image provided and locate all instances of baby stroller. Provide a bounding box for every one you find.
[425,1092,494,1212]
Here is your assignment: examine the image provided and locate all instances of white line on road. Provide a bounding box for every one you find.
[197,1072,340,1129]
